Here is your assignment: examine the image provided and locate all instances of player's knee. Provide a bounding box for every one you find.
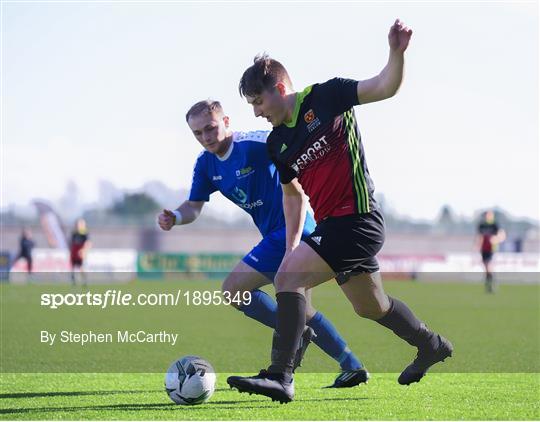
[222,280,242,310]
[275,274,303,293]
[274,268,309,292]
[353,303,386,320]
[221,278,233,294]
[274,271,290,291]
[305,304,317,321]
[221,277,244,298]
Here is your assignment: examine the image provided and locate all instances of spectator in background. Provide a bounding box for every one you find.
[477,210,506,293]
[13,228,35,274]
[70,218,91,286]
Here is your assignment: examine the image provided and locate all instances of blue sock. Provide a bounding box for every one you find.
[238,289,277,329]
[307,312,363,371]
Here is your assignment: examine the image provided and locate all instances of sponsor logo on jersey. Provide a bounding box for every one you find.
[231,187,248,203]
[235,166,255,178]
[212,175,223,181]
[292,135,331,171]
[238,200,264,210]
[305,109,321,133]
[230,187,263,210]
[311,236,322,245]
[280,143,288,153]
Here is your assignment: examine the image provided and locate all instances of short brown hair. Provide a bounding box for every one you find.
[239,54,292,98]
[185,100,223,122]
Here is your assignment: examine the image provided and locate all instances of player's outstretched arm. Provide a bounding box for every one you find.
[357,19,413,105]
[157,201,205,231]
[76,240,92,260]
[495,229,507,244]
[282,179,307,254]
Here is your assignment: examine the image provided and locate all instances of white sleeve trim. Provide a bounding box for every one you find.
[233,130,270,144]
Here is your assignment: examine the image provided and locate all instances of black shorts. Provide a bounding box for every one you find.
[71,258,83,267]
[481,251,494,263]
[304,209,385,282]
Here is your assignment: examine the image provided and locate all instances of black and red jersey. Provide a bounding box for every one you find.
[267,78,376,223]
[478,222,499,253]
[70,231,88,255]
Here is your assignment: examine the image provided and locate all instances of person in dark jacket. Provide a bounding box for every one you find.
[13,228,35,273]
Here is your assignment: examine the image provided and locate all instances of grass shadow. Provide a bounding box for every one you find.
[0,389,160,399]
[0,396,371,415]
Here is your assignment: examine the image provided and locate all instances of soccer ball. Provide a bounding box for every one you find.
[164,355,216,405]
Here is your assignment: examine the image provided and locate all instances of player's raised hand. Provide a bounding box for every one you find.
[158,209,176,231]
[388,19,413,53]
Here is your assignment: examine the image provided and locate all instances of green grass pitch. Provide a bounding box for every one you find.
[1,279,539,420]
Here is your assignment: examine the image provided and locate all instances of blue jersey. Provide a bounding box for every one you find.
[189,131,315,237]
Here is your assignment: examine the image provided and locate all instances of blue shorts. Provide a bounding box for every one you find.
[242,227,311,282]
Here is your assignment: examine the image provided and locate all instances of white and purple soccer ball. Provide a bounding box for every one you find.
[164,355,216,405]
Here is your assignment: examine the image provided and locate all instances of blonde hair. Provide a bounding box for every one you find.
[185,100,223,122]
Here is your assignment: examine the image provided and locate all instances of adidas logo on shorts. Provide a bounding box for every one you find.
[311,236,322,245]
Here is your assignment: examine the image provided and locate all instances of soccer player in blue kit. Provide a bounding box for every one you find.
[157,100,368,388]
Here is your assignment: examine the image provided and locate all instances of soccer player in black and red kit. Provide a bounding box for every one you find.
[477,210,505,293]
[70,218,91,286]
[227,19,453,403]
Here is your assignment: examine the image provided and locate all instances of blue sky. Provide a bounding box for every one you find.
[2,1,538,220]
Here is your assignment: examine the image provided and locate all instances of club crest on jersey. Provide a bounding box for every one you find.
[304,109,321,133]
[304,110,315,123]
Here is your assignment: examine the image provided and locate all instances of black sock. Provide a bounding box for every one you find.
[376,296,437,349]
[268,292,306,378]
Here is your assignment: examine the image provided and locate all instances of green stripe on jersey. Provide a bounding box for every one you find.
[344,110,369,213]
[284,85,313,128]
[344,112,366,212]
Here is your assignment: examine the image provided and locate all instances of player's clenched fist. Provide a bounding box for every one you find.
[388,19,413,53]
[158,209,176,231]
